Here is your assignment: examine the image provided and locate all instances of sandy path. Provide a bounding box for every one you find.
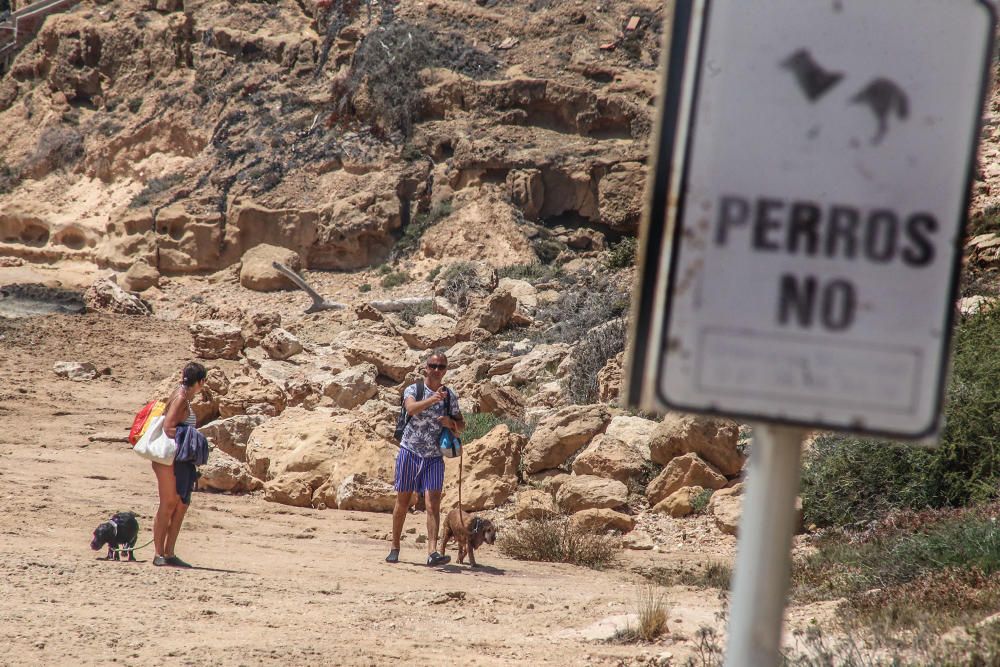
[0,312,730,666]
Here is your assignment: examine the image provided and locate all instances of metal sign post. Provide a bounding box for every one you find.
[626,1,996,664]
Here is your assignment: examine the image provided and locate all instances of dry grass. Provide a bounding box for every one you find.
[497,517,620,569]
[611,583,670,643]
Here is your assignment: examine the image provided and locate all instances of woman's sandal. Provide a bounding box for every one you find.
[385,549,400,564]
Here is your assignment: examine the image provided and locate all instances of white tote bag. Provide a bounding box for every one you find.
[133,416,177,465]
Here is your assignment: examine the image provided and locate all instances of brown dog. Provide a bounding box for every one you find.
[439,508,496,567]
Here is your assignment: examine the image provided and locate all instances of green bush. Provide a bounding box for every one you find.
[461,412,530,443]
[800,304,1000,527]
[497,262,564,284]
[427,265,442,281]
[607,236,638,269]
[397,300,435,326]
[380,270,410,289]
[691,488,714,515]
[358,283,372,293]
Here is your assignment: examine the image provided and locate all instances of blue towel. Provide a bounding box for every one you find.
[174,423,210,466]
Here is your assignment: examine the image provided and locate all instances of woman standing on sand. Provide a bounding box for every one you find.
[152,361,206,568]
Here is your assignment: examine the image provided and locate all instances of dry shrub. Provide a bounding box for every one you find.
[636,584,669,641]
[562,318,627,404]
[23,126,83,175]
[497,517,620,569]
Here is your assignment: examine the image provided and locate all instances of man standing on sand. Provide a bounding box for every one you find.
[386,351,465,566]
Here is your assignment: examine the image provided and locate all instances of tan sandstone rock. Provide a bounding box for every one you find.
[522,404,611,474]
[709,483,745,536]
[199,414,269,462]
[569,508,635,534]
[652,485,706,518]
[333,473,397,512]
[596,352,624,403]
[239,244,302,292]
[84,277,151,316]
[342,334,419,382]
[121,262,160,292]
[199,448,263,493]
[261,328,304,361]
[323,363,379,409]
[217,376,286,419]
[571,434,647,484]
[604,414,658,459]
[472,381,525,419]
[511,488,558,520]
[647,453,727,506]
[555,475,628,512]
[190,320,244,360]
[650,414,745,477]
[455,290,517,340]
[442,424,525,511]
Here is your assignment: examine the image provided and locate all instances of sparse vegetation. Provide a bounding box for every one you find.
[461,412,530,443]
[537,271,629,344]
[0,158,20,195]
[427,265,443,281]
[497,262,564,284]
[612,584,669,643]
[497,518,620,569]
[607,236,638,269]
[129,173,185,209]
[394,199,453,259]
[532,237,565,264]
[969,203,1000,237]
[396,299,435,326]
[801,304,1000,528]
[380,270,411,289]
[691,488,714,515]
[440,261,484,312]
[24,127,84,174]
[562,318,626,404]
[358,283,372,293]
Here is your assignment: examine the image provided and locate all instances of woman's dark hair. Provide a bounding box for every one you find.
[181,362,207,387]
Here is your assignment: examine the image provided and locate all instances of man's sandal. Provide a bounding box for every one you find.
[385,549,400,564]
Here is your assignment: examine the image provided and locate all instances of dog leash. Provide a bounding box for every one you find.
[107,538,154,554]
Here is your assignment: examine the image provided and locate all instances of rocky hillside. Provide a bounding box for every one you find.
[0,0,660,275]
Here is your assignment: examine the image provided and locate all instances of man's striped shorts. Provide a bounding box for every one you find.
[393,447,444,494]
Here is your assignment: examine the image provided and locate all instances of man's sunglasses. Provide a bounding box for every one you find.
[426,363,447,370]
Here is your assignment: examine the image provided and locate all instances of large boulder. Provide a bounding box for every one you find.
[442,424,524,511]
[651,485,705,518]
[245,407,397,509]
[604,415,658,460]
[571,434,647,484]
[522,404,611,474]
[399,314,458,350]
[650,414,744,477]
[190,320,244,360]
[647,453,727,505]
[569,508,635,534]
[498,277,538,315]
[242,312,282,348]
[323,363,379,409]
[342,334,419,382]
[217,377,287,418]
[264,473,318,507]
[508,344,570,387]
[200,414,269,462]
[199,448,263,493]
[709,483,745,536]
[261,328,304,361]
[555,475,628,512]
[455,290,517,340]
[121,262,160,292]
[511,488,558,520]
[472,381,525,419]
[332,473,397,512]
[84,277,152,316]
[240,244,302,291]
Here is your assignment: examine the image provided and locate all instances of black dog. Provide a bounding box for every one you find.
[90,512,139,561]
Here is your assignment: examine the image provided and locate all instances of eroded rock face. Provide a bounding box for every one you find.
[217,376,286,418]
[649,414,744,477]
[555,475,628,512]
[342,334,419,383]
[596,352,624,403]
[53,361,99,381]
[190,320,244,360]
[522,404,611,474]
[455,290,517,341]
[646,453,726,506]
[121,262,160,292]
[442,424,525,512]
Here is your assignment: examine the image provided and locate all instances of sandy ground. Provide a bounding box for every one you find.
[0,268,840,666]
